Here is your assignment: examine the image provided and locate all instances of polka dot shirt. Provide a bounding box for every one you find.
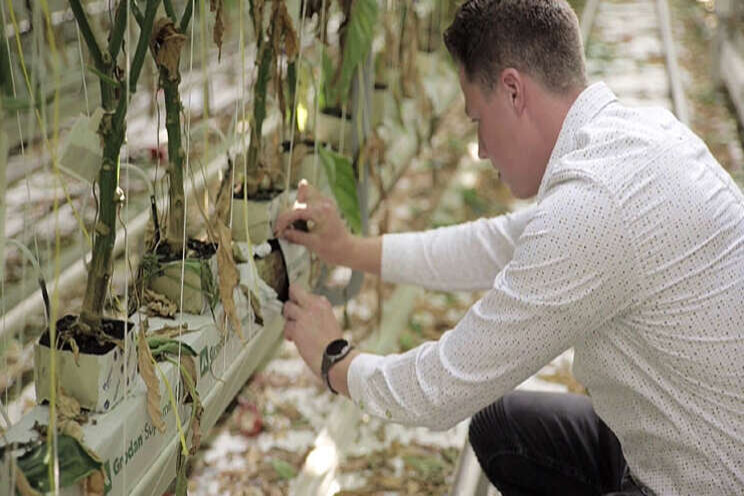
[348,82,744,494]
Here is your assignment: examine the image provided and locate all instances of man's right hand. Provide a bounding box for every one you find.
[275,180,355,266]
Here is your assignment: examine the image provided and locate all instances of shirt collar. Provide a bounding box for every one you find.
[536,82,618,201]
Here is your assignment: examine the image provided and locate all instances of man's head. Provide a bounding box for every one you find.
[444,0,587,198]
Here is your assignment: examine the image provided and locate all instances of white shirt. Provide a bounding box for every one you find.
[347,83,744,495]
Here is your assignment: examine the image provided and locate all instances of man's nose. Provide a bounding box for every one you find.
[478,140,487,159]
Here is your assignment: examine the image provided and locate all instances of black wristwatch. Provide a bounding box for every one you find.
[321,338,354,394]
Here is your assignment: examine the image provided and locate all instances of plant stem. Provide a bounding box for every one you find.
[132,2,192,253]
[180,0,195,34]
[127,0,160,96]
[109,0,130,61]
[68,0,106,70]
[163,75,186,253]
[163,0,177,22]
[79,0,162,329]
[0,29,12,96]
[246,42,273,172]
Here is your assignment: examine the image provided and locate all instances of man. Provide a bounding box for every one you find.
[275,0,744,494]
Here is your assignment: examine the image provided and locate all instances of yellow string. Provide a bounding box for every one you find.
[6,0,92,250]
[31,0,63,490]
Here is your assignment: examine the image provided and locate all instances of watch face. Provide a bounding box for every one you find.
[327,339,348,356]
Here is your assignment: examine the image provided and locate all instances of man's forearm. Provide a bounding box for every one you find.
[340,236,382,277]
[328,349,361,397]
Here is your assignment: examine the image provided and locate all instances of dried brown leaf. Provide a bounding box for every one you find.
[151,18,187,81]
[137,323,166,432]
[215,221,243,339]
[277,2,298,59]
[65,336,81,366]
[84,469,106,496]
[57,387,81,422]
[180,355,198,397]
[144,289,177,318]
[189,402,204,455]
[248,290,264,326]
[14,464,40,496]
[210,0,225,60]
[59,419,85,443]
[150,323,190,338]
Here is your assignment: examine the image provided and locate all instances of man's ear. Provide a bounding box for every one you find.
[500,68,526,115]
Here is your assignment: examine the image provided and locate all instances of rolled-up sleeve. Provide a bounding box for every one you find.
[381,205,536,291]
[349,175,638,430]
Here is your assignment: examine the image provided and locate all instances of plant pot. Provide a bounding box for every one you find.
[372,83,396,127]
[34,316,138,413]
[312,108,354,151]
[147,240,219,315]
[282,140,332,194]
[231,190,286,245]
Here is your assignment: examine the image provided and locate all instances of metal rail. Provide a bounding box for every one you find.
[656,0,690,125]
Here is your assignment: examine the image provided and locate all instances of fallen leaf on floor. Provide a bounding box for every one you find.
[235,400,263,437]
[270,458,297,480]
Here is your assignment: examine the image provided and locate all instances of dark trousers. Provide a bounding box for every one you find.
[469,391,651,496]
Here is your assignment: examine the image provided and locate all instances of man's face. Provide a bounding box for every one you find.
[458,67,544,199]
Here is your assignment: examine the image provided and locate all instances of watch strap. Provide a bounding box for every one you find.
[321,339,354,394]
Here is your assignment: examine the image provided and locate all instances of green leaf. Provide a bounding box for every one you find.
[17,435,103,491]
[148,337,198,359]
[330,0,379,105]
[318,147,362,234]
[2,95,34,112]
[271,458,297,480]
[320,51,334,109]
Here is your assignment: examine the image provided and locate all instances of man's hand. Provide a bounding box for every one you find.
[275,180,354,266]
[283,284,343,378]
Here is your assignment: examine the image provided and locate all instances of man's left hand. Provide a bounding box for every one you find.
[283,284,343,378]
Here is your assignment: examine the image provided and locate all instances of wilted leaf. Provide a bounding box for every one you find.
[57,387,81,422]
[150,323,190,338]
[249,290,264,326]
[14,464,40,496]
[181,355,198,397]
[16,435,102,492]
[63,336,81,366]
[190,403,204,455]
[210,0,225,60]
[274,1,298,59]
[270,458,296,480]
[137,323,166,432]
[215,221,243,339]
[84,468,106,496]
[144,289,177,318]
[59,419,84,443]
[175,452,189,495]
[151,18,187,81]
